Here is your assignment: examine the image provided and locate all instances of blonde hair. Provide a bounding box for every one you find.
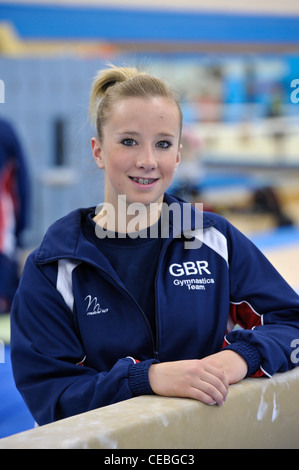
[89,65,183,140]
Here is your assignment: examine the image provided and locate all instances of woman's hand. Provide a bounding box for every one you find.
[148,350,248,406]
[201,350,248,385]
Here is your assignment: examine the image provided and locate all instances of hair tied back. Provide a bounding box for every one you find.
[89,65,142,122]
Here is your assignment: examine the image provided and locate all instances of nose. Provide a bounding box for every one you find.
[136,145,158,171]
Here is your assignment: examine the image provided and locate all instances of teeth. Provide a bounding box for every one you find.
[132,177,156,185]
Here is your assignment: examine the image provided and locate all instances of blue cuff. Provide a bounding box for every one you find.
[128,359,159,396]
[224,340,262,377]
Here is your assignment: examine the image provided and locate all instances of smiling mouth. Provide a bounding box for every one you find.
[129,176,159,185]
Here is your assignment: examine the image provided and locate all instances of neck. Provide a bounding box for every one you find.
[94,195,163,234]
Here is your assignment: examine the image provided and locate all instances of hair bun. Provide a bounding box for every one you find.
[89,65,143,119]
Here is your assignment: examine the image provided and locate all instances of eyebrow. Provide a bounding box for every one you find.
[117,131,176,138]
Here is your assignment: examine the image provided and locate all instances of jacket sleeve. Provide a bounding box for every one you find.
[5,120,30,243]
[10,253,155,426]
[223,221,299,377]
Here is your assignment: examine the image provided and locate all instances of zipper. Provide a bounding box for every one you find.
[98,234,173,361]
[94,265,158,359]
[153,235,173,360]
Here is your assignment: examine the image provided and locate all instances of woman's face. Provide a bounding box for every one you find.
[91,96,181,209]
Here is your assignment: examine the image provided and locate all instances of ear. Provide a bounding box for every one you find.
[91,137,105,169]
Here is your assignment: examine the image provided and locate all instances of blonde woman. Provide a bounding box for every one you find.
[11,66,299,425]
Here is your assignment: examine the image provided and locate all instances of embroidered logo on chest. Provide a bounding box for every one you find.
[168,261,215,291]
[84,295,109,315]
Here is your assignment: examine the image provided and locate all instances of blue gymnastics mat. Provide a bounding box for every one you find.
[0,344,35,439]
[250,225,299,251]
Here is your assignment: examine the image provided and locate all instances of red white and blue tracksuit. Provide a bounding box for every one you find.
[10,193,299,425]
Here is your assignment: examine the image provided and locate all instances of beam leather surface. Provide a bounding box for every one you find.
[1,367,299,449]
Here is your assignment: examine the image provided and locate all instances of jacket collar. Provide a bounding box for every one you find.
[35,193,215,264]
[163,193,215,236]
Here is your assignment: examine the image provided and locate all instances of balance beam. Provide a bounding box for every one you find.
[1,367,299,449]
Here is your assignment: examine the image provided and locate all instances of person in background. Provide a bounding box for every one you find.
[0,118,30,313]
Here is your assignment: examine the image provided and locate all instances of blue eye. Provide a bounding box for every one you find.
[121,138,136,146]
[156,140,172,149]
